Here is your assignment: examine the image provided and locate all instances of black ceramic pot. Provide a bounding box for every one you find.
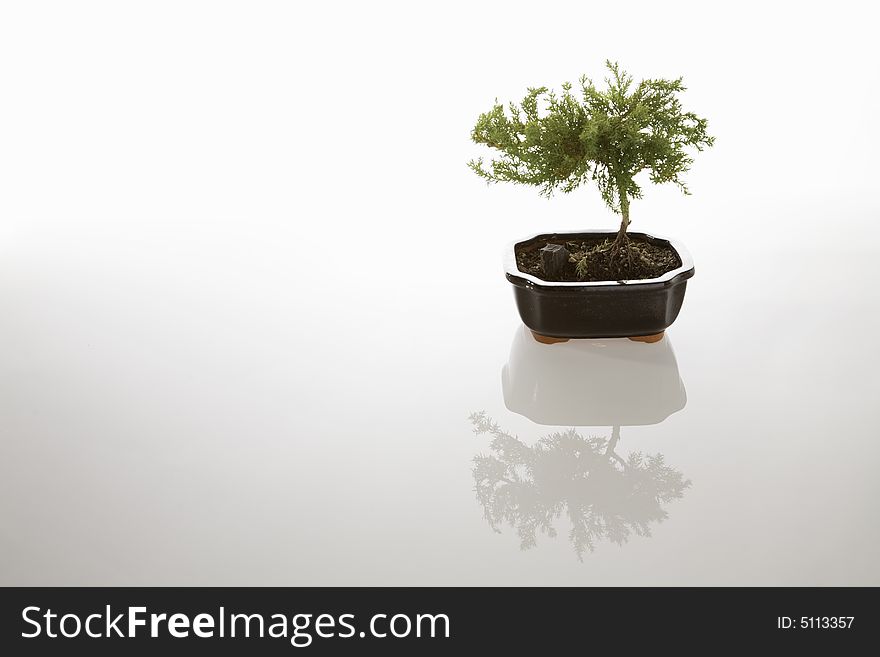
[504,230,694,340]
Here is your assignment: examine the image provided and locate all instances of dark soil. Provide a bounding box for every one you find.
[515,233,681,282]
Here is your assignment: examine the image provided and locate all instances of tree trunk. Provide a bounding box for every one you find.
[615,183,630,244]
[605,426,627,469]
[609,183,632,266]
[605,425,621,455]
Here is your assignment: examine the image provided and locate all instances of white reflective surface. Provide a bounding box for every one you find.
[2,220,878,586]
[1,1,879,586]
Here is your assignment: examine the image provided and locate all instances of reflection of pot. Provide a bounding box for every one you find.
[501,324,686,426]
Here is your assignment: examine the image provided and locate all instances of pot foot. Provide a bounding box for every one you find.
[530,330,570,345]
[628,331,665,343]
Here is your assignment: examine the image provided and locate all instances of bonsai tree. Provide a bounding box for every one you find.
[469,412,690,560]
[469,61,714,277]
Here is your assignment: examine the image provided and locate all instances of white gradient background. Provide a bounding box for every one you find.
[1,1,878,585]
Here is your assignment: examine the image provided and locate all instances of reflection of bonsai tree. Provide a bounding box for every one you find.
[470,412,690,560]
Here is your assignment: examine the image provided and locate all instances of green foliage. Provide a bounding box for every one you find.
[468,61,714,228]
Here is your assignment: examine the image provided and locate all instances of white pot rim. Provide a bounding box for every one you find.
[503,229,694,287]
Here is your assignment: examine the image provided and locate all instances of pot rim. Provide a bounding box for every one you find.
[504,229,694,288]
